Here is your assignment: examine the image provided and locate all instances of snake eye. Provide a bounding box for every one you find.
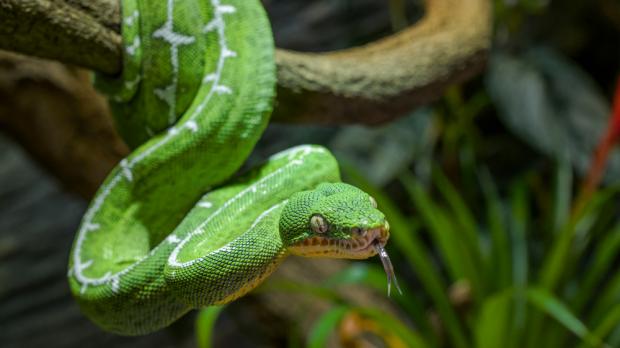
[369,196,378,208]
[310,214,328,234]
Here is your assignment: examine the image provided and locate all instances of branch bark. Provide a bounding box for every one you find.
[0,51,128,197]
[0,0,491,196]
[0,0,121,75]
[0,0,492,124]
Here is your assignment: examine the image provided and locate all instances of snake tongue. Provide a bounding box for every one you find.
[373,240,402,297]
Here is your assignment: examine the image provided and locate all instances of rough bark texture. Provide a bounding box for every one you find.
[0,0,492,197]
[0,0,492,124]
[0,0,122,75]
[273,0,492,123]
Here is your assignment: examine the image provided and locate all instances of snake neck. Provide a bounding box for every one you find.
[164,200,289,308]
[212,212,290,306]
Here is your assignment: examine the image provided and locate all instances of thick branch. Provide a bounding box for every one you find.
[0,0,492,124]
[274,0,492,123]
[0,0,121,75]
[0,51,128,197]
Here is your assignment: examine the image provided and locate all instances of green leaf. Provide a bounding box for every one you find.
[509,180,529,340]
[540,185,618,291]
[401,172,481,296]
[577,305,620,348]
[479,168,512,291]
[572,224,620,313]
[551,159,573,234]
[257,279,342,302]
[475,290,513,348]
[432,167,485,298]
[486,47,620,184]
[195,306,226,348]
[325,263,431,336]
[307,306,349,348]
[355,307,432,348]
[587,271,620,327]
[343,165,469,348]
[526,287,603,347]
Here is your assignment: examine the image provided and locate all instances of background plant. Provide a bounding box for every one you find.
[197,1,620,345]
[1,0,619,347]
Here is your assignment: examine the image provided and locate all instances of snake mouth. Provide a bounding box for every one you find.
[288,226,389,259]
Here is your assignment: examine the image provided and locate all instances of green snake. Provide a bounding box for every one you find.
[67,0,398,335]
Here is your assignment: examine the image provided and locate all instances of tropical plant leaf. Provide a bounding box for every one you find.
[332,108,436,186]
[486,47,620,184]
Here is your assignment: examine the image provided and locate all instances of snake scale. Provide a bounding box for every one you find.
[67,0,397,335]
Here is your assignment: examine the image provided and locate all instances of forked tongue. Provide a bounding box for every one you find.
[373,241,402,297]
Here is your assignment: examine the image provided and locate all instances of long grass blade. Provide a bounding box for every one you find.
[307,306,349,348]
[479,168,512,292]
[196,306,226,348]
[474,290,513,348]
[343,165,470,348]
[356,307,432,348]
[325,263,429,333]
[508,180,529,345]
[577,305,620,348]
[401,171,481,299]
[551,159,573,234]
[526,287,604,348]
[432,167,485,298]
[572,224,620,313]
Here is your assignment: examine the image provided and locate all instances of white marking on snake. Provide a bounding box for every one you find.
[124,10,139,27]
[111,277,120,293]
[214,85,232,94]
[203,19,220,33]
[203,73,217,83]
[168,146,324,268]
[152,0,197,125]
[72,0,243,292]
[124,75,141,90]
[217,5,236,14]
[167,235,181,244]
[119,159,133,182]
[223,49,237,58]
[126,37,141,56]
[185,120,198,132]
[84,223,100,232]
[199,201,213,208]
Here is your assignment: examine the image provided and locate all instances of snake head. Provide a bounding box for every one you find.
[281,183,389,259]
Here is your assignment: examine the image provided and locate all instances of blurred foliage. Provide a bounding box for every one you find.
[487,47,620,182]
[196,0,620,346]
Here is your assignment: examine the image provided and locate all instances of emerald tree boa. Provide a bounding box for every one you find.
[68,0,398,335]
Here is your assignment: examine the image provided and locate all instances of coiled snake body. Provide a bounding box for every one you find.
[68,0,394,335]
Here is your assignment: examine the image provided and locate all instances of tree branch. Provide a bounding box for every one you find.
[0,51,128,198]
[0,0,121,75]
[0,0,492,124]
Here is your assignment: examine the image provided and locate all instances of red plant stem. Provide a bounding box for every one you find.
[574,77,620,213]
[581,126,618,197]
